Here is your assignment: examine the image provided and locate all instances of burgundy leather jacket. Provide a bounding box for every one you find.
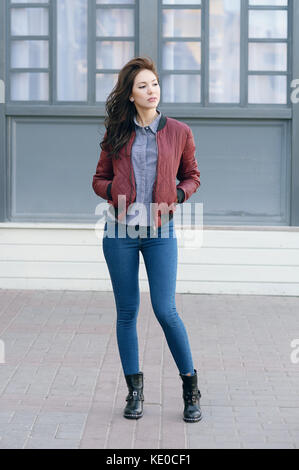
[92,113,200,229]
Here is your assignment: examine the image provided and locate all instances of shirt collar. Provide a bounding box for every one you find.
[133,109,161,134]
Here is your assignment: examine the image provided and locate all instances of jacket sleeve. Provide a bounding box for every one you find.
[176,127,200,203]
[92,137,114,200]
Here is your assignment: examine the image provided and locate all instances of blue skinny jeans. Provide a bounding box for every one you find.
[102,218,195,377]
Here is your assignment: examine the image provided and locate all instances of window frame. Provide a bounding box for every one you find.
[94,0,139,104]
[7,0,52,104]
[3,0,292,118]
[158,0,292,109]
[5,0,139,106]
[246,0,291,108]
[158,0,204,105]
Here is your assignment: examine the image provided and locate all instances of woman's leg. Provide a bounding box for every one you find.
[141,221,195,375]
[102,222,141,376]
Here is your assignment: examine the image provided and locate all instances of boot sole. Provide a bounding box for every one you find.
[123,412,143,419]
[183,414,202,423]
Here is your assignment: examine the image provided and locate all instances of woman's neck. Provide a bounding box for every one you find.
[135,109,159,127]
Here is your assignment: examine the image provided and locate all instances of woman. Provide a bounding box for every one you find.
[92,57,202,423]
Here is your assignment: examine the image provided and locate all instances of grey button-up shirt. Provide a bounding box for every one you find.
[119,109,161,227]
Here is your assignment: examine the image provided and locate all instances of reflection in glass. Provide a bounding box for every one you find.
[96,73,118,101]
[249,43,287,71]
[11,0,48,3]
[11,8,48,35]
[162,74,201,102]
[163,0,201,4]
[11,73,48,100]
[248,75,286,104]
[57,0,87,101]
[96,0,134,3]
[163,42,201,70]
[163,10,201,37]
[249,10,287,38]
[97,41,134,69]
[11,40,48,68]
[209,0,240,103]
[249,0,287,5]
[96,9,134,37]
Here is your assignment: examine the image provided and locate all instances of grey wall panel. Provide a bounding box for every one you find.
[8,117,290,226]
[9,117,106,222]
[184,119,291,226]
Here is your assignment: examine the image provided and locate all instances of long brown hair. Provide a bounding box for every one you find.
[100,56,159,160]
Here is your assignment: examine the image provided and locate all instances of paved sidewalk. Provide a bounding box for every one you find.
[0,289,298,449]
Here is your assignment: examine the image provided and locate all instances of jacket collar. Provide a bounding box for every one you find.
[157,111,167,132]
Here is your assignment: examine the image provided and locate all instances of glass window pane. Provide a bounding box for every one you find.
[11,8,48,35]
[96,41,134,69]
[96,73,118,101]
[162,10,201,38]
[11,40,48,68]
[249,42,287,71]
[162,74,201,102]
[11,0,48,2]
[163,0,201,4]
[96,0,134,3]
[96,9,134,37]
[57,0,87,101]
[163,42,201,70]
[209,0,240,103]
[249,10,287,38]
[10,73,48,100]
[249,0,287,5]
[248,75,286,104]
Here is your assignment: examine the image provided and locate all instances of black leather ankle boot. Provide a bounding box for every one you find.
[123,371,144,419]
[179,369,202,423]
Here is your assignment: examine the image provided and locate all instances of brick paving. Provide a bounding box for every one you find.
[0,289,298,449]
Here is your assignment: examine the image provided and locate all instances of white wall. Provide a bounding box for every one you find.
[0,223,299,296]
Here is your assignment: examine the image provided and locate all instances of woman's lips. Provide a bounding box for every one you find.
[148,97,157,102]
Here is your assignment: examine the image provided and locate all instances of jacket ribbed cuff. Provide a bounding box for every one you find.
[107,182,112,200]
[176,188,185,204]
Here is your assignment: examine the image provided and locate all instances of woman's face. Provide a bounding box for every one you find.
[130,69,160,111]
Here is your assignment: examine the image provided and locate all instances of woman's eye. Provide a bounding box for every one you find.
[138,83,158,89]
